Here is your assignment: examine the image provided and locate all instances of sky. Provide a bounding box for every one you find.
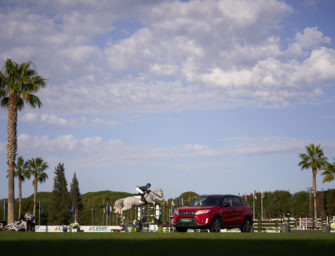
[1,0,335,200]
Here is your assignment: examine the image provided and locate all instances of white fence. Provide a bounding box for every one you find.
[253,217,335,232]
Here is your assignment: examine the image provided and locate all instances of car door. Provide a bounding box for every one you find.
[231,196,244,225]
[220,196,235,226]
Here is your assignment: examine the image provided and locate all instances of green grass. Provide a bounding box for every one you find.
[1,232,334,256]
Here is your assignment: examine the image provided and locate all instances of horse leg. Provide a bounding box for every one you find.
[118,213,125,221]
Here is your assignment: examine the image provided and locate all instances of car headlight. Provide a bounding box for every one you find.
[195,209,211,215]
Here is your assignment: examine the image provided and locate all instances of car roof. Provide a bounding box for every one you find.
[199,194,241,197]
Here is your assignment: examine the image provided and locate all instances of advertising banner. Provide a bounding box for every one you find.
[35,225,122,232]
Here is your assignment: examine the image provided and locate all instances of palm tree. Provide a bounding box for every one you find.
[0,59,46,224]
[25,158,48,217]
[321,158,335,183]
[298,144,328,220]
[14,156,31,219]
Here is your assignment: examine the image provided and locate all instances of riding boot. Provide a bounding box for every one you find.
[141,194,147,204]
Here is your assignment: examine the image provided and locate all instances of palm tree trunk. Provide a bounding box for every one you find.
[7,95,18,224]
[33,177,37,217]
[18,175,22,220]
[7,163,15,224]
[312,169,317,221]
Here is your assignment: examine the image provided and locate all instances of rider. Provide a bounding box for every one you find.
[136,183,151,203]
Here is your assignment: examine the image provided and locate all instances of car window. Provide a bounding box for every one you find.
[232,197,242,206]
[189,196,222,206]
[222,197,232,207]
[204,196,221,206]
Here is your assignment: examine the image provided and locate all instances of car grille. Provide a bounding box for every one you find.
[179,211,196,215]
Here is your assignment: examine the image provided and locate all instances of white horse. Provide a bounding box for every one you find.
[114,188,164,215]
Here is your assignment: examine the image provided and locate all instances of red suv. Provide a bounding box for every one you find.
[173,194,253,232]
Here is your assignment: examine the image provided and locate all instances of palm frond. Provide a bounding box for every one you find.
[0,58,46,110]
[321,158,335,183]
[1,97,9,108]
[26,157,48,183]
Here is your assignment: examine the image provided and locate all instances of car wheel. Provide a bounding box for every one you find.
[241,218,252,232]
[210,217,221,232]
[176,227,187,232]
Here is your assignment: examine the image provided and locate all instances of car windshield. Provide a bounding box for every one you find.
[189,196,221,206]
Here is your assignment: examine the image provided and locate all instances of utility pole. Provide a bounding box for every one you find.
[102,198,105,225]
[91,208,94,225]
[38,201,41,226]
[106,204,108,226]
[252,192,256,220]
[3,200,6,221]
[261,191,263,222]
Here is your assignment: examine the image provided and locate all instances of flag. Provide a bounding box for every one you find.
[107,205,111,216]
[171,200,175,214]
[71,204,75,215]
[171,205,175,215]
[253,191,258,200]
[39,202,45,216]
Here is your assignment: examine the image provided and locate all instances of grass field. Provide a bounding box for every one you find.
[1,232,334,256]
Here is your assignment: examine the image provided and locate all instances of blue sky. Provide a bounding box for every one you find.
[1,0,335,200]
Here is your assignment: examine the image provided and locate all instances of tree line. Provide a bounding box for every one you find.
[246,190,335,219]
[2,188,335,226]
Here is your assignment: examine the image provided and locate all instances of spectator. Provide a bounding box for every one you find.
[25,210,34,231]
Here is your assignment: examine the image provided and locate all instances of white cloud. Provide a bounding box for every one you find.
[222,137,305,155]
[21,113,38,122]
[0,0,334,115]
[288,27,331,56]
[199,47,335,106]
[11,134,335,167]
[300,47,335,82]
[21,113,120,128]
[17,134,78,155]
[21,113,77,128]
[40,114,75,127]
[91,118,119,127]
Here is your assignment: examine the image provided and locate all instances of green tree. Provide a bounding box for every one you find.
[0,59,46,223]
[51,163,71,225]
[14,156,30,219]
[176,191,199,206]
[321,158,335,183]
[70,172,83,222]
[290,191,310,218]
[298,144,328,220]
[325,189,335,216]
[26,157,48,217]
[263,190,291,218]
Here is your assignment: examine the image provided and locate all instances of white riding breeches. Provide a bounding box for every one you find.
[136,187,144,194]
